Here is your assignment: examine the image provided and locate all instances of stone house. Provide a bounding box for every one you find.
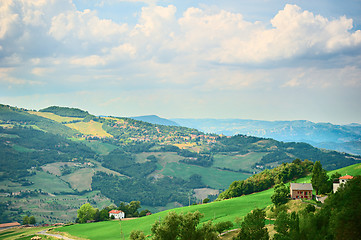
[290,183,313,200]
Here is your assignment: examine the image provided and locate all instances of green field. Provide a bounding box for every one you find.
[213,152,267,172]
[161,162,250,189]
[81,140,118,155]
[57,188,274,239]
[56,162,361,239]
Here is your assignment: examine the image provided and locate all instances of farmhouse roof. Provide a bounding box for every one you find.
[0,222,21,228]
[339,175,353,180]
[290,183,313,191]
[109,210,123,214]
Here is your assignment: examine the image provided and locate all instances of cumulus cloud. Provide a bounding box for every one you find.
[1,0,361,117]
[49,9,128,45]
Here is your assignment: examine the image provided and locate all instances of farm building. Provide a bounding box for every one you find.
[290,183,313,200]
[109,210,125,219]
[333,175,353,193]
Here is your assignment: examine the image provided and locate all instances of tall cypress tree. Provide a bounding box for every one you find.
[311,161,329,194]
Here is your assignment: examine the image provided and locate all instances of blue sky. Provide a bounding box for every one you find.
[1,0,361,124]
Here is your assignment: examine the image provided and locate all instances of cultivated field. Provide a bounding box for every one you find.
[65,121,113,138]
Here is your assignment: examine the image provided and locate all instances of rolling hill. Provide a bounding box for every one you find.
[1,104,360,224]
[55,162,361,240]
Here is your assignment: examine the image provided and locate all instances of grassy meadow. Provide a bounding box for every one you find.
[161,162,250,189]
[56,162,361,239]
[57,188,274,239]
[213,152,267,172]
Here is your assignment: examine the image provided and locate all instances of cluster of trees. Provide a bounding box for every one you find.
[130,211,234,240]
[272,176,361,239]
[76,201,151,223]
[76,203,109,223]
[218,159,313,200]
[101,149,157,178]
[39,106,90,118]
[92,172,202,206]
[118,201,150,218]
[22,215,36,225]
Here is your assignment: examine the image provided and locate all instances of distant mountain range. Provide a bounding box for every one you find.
[130,115,179,126]
[123,116,361,155]
[171,118,361,155]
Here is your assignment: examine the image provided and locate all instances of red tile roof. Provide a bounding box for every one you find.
[339,175,353,180]
[109,210,123,214]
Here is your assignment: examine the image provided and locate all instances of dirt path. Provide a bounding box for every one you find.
[37,229,75,240]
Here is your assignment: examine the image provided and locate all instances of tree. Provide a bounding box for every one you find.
[235,208,269,240]
[151,211,218,240]
[99,208,109,221]
[311,161,329,195]
[214,221,233,234]
[274,211,300,240]
[77,203,96,223]
[203,198,210,204]
[28,216,36,225]
[271,183,289,207]
[23,216,29,225]
[130,230,146,240]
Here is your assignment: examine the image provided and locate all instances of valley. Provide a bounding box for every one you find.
[1,104,360,225]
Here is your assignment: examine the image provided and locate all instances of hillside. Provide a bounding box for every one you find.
[172,118,361,155]
[56,162,361,240]
[1,104,360,224]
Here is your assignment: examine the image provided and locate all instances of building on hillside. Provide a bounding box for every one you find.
[290,183,313,200]
[109,210,125,219]
[333,175,353,193]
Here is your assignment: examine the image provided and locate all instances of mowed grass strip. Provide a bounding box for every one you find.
[58,188,273,240]
[66,121,113,138]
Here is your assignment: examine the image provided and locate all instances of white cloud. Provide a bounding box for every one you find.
[49,8,128,44]
[31,67,54,76]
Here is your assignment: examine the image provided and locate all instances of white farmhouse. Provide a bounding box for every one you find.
[333,175,353,193]
[109,210,125,219]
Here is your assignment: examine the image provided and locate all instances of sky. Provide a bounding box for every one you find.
[1,0,361,124]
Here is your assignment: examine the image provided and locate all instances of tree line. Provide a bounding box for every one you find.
[217,159,313,200]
